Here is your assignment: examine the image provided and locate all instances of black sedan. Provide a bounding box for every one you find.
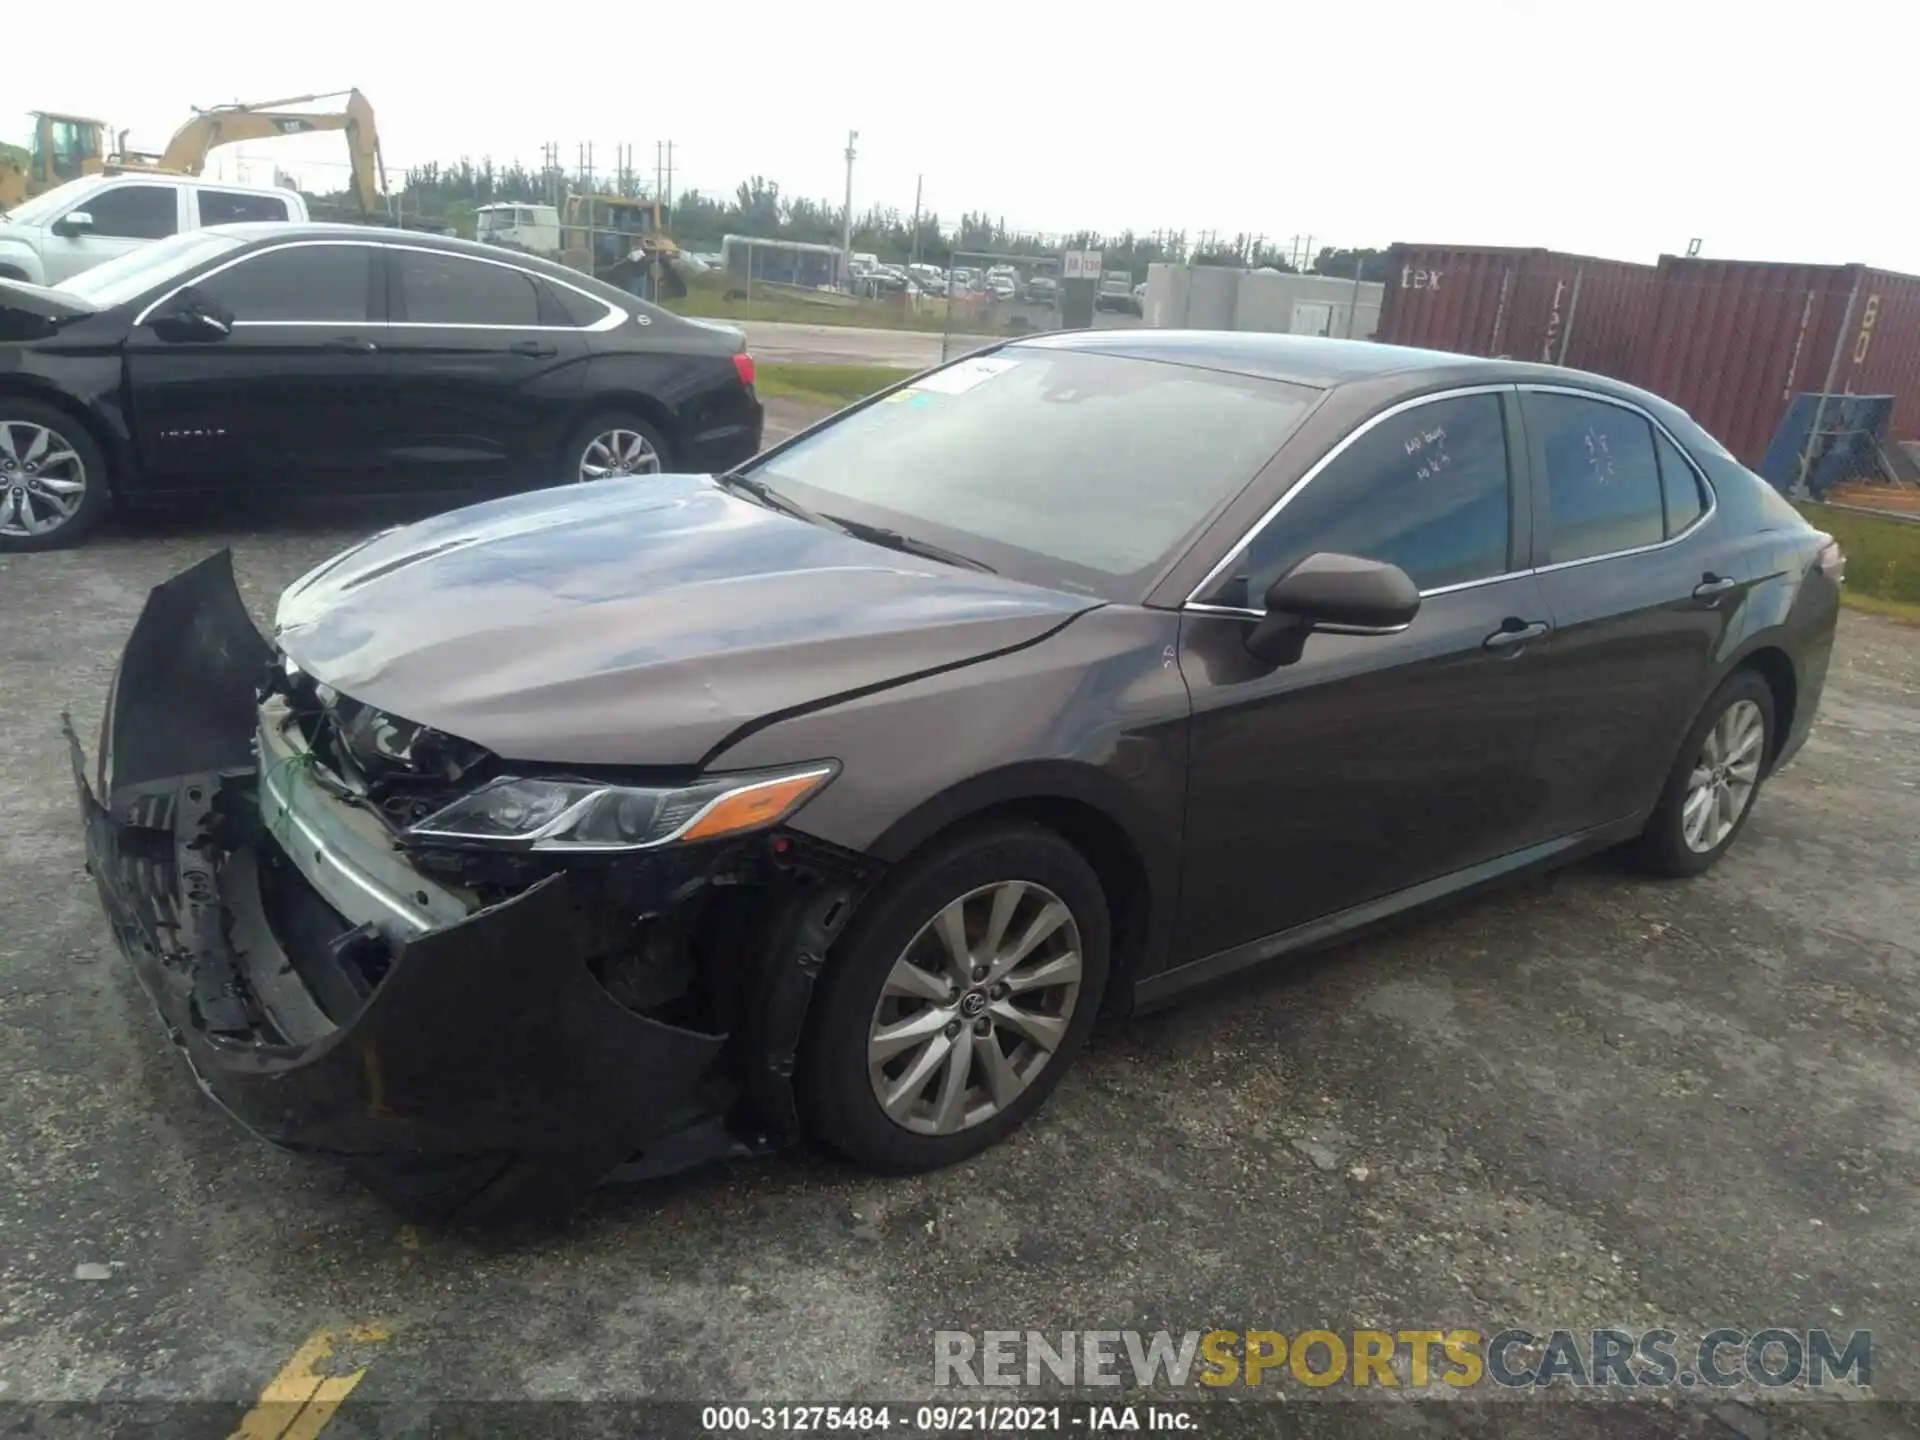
[70,332,1841,1221]
[0,223,761,549]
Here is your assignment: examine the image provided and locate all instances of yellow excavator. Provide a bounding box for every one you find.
[2,91,387,214]
[560,193,686,299]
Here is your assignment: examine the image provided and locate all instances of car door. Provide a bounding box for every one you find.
[1174,387,1553,964]
[38,182,183,284]
[1518,385,1746,841]
[123,239,390,493]
[379,247,591,490]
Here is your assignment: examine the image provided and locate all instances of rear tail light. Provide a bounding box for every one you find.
[1817,538,1846,582]
[732,352,756,389]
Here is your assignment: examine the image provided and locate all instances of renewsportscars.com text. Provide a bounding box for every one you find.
[934,1328,1872,1390]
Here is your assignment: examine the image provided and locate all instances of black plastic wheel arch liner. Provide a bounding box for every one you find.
[69,550,730,1192]
[97,549,274,803]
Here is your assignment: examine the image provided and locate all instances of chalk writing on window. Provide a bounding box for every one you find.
[1583,424,1617,485]
[1403,423,1451,481]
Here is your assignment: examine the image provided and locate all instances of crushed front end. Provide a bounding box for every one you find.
[68,552,874,1222]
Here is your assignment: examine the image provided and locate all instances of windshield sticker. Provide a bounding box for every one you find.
[907,356,1021,396]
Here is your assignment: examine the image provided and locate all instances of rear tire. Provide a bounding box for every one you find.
[1633,669,1775,878]
[798,821,1109,1173]
[562,410,674,484]
[0,398,111,551]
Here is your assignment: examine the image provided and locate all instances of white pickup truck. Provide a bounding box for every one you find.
[0,173,307,286]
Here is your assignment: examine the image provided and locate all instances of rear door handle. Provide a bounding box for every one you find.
[1693,574,1740,600]
[1484,620,1551,650]
[509,340,558,358]
[324,336,378,354]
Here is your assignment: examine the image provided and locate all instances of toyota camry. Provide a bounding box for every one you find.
[69,331,1841,1221]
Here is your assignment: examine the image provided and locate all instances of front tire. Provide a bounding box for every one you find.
[1634,669,1776,877]
[798,822,1110,1173]
[0,400,111,551]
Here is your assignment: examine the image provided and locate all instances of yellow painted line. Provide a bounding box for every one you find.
[228,1324,389,1440]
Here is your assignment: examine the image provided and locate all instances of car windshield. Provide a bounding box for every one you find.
[743,346,1316,597]
[57,229,245,307]
[0,178,95,228]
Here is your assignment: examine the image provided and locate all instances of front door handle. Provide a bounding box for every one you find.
[1484,619,1551,650]
[324,336,378,354]
[1693,574,1740,600]
[509,340,558,358]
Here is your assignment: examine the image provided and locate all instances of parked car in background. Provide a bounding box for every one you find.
[0,223,761,549]
[69,332,1839,1219]
[1133,281,1148,316]
[1025,275,1059,305]
[0,174,306,286]
[987,274,1016,300]
[1095,270,1137,314]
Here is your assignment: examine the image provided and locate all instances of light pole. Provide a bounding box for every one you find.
[841,129,858,288]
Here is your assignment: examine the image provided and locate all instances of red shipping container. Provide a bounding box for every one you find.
[1378,244,1656,376]
[1627,257,1920,467]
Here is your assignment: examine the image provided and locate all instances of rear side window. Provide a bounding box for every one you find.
[1528,392,1665,563]
[1656,431,1707,535]
[196,189,291,225]
[192,244,375,322]
[545,279,618,328]
[394,250,541,326]
[79,185,178,240]
[1227,392,1512,601]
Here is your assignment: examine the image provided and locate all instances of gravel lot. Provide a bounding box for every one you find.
[2,464,1916,1435]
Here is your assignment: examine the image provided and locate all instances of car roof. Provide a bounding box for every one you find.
[1018,328,1680,411]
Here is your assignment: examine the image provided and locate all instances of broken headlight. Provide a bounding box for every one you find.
[404,764,836,852]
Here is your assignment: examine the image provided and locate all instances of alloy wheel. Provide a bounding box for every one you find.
[1682,698,1765,853]
[579,428,661,481]
[0,420,87,540]
[867,880,1083,1136]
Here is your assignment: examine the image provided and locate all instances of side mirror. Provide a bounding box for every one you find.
[51,211,95,238]
[149,291,234,344]
[1245,552,1421,665]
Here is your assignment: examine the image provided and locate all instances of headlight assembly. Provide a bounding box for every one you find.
[404,764,836,852]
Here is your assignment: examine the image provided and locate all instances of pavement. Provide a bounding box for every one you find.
[2,488,1917,1436]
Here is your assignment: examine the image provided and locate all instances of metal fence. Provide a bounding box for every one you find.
[939,249,1071,363]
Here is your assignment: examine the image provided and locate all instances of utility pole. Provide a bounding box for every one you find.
[655,140,663,200]
[910,173,922,264]
[841,129,859,283]
[665,140,674,214]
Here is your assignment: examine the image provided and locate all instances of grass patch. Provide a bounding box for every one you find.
[1836,590,1920,626]
[1799,502,1920,608]
[664,270,1014,337]
[756,363,916,408]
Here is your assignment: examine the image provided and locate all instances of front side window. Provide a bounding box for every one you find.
[1528,392,1665,564]
[747,347,1314,594]
[192,244,374,322]
[57,229,243,307]
[1221,392,1513,605]
[78,185,178,241]
[196,189,291,225]
[394,250,541,326]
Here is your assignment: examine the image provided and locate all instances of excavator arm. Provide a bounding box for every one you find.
[149,89,386,215]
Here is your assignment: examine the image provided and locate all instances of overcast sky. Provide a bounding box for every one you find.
[26,0,1919,271]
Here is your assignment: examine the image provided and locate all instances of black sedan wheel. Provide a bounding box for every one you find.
[1635,669,1776,877]
[566,413,673,483]
[799,822,1109,1172]
[0,402,109,551]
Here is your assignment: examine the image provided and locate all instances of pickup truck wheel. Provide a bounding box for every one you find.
[0,399,110,550]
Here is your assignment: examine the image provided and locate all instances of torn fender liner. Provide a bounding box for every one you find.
[102,549,273,801]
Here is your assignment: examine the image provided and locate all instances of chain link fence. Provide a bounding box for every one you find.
[939,249,1070,363]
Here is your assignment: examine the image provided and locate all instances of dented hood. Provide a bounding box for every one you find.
[274,475,1094,766]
